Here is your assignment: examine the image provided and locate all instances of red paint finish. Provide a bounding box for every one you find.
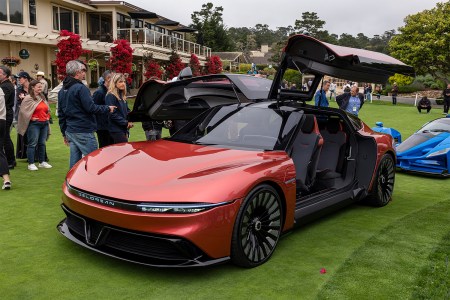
[63,140,296,258]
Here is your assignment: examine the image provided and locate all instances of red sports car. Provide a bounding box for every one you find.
[57,35,415,268]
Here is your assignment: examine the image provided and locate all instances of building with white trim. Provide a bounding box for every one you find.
[0,0,210,88]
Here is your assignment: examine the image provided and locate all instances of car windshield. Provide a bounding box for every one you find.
[396,118,450,152]
[170,105,303,151]
[420,118,450,133]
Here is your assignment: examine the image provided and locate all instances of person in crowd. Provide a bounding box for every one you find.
[336,85,365,116]
[93,70,113,148]
[443,83,450,115]
[307,78,313,90]
[417,96,431,114]
[142,121,164,141]
[105,73,133,144]
[36,71,48,99]
[9,76,18,126]
[391,82,399,105]
[58,60,116,169]
[375,85,382,100]
[0,65,16,169]
[329,80,337,100]
[290,83,297,90]
[0,87,11,189]
[15,71,32,159]
[343,84,351,93]
[17,80,52,171]
[124,73,132,95]
[366,84,372,102]
[315,80,330,107]
[302,82,307,91]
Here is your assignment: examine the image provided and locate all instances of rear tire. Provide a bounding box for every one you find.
[231,184,283,268]
[366,154,395,207]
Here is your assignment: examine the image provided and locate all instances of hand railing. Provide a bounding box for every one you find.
[116,28,211,57]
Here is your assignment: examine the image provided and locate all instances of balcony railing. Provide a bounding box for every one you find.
[117,28,211,58]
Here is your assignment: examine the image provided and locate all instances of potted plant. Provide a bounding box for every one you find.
[1,56,21,67]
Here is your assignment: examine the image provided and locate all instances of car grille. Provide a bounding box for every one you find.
[62,205,207,264]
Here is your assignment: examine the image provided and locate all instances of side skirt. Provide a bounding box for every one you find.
[293,183,365,226]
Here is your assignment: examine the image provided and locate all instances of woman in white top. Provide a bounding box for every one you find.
[0,88,12,189]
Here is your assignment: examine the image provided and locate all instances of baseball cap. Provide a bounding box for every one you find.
[36,71,45,76]
[15,71,32,79]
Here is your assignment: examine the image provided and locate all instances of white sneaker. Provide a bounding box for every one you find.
[38,162,52,169]
[28,164,38,171]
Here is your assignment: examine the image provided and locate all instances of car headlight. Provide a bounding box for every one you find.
[138,202,232,214]
[426,148,450,158]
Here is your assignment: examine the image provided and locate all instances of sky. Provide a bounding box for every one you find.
[128,0,442,37]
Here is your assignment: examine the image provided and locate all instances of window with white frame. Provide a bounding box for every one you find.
[0,0,24,24]
[29,0,36,26]
[53,5,79,34]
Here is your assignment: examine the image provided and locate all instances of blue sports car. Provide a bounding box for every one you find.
[396,116,450,176]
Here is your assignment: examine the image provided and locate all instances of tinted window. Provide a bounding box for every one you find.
[420,118,450,133]
[226,75,272,100]
[170,105,302,151]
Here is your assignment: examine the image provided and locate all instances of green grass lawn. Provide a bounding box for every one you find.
[1,101,449,299]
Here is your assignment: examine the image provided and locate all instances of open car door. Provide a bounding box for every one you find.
[269,34,415,101]
[128,74,272,122]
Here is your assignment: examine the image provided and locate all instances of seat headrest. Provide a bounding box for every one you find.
[327,118,340,134]
[301,115,315,134]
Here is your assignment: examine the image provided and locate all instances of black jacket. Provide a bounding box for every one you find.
[58,76,110,136]
[336,92,365,110]
[0,79,15,122]
[417,98,431,107]
[92,84,109,130]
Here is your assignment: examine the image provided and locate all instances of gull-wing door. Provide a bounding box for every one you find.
[269,34,415,101]
[128,74,272,122]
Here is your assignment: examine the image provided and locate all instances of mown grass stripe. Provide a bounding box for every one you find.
[318,198,450,299]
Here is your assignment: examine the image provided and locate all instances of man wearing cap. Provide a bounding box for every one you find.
[36,71,48,99]
[58,60,116,169]
[0,65,16,168]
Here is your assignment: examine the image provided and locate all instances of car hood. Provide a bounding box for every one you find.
[67,140,288,203]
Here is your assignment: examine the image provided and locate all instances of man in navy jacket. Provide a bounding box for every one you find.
[58,60,116,169]
[336,85,365,116]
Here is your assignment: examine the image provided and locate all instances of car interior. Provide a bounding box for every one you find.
[289,111,356,199]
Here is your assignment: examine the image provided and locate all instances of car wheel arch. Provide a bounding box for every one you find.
[243,180,288,230]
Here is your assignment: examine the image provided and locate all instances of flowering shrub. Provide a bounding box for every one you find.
[109,39,134,74]
[1,56,21,66]
[144,61,163,80]
[165,51,185,80]
[189,53,201,77]
[54,30,89,80]
[205,55,222,74]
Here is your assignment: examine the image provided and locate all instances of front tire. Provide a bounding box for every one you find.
[231,184,283,268]
[366,154,395,207]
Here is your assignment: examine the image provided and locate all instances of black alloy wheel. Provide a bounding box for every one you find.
[231,184,283,268]
[367,154,395,207]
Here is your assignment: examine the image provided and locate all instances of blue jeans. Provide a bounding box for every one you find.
[65,132,98,169]
[26,121,48,164]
